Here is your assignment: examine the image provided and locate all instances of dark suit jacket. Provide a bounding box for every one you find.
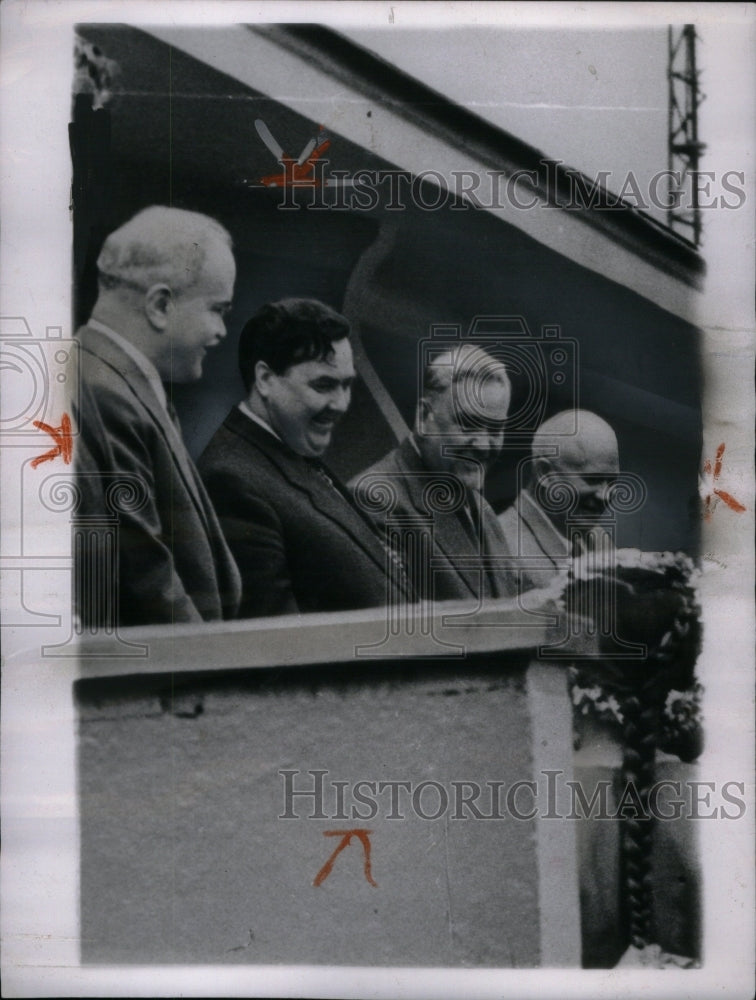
[74,325,241,626]
[198,408,412,618]
[350,437,518,603]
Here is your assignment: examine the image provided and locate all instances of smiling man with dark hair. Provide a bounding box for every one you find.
[199,298,414,618]
[235,298,353,459]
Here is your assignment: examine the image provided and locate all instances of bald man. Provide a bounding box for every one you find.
[499,410,620,964]
[498,409,620,591]
[351,343,518,604]
[75,206,241,627]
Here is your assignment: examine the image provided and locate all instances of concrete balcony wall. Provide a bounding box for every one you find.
[75,605,582,966]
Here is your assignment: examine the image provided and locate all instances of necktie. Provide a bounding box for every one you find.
[459,499,479,545]
[310,459,341,496]
[166,399,223,557]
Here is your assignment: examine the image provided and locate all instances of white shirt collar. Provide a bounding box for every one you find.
[238,400,283,444]
[87,317,167,410]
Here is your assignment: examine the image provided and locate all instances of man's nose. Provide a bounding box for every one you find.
[584,479,612,510]
[328,385,351,414]
[467,430,503,454]
[595,478,614,503]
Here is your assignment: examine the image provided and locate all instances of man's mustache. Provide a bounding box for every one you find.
[312,409,343,424]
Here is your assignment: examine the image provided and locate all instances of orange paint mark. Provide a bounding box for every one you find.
[313,828,377,888]
[714,489,746,514]
[31,413,73,468]
[260,138,331,188]
[712,442,725,480]
[703,443,746,520]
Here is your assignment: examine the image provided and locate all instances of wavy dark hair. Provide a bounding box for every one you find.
[238,298,350,391]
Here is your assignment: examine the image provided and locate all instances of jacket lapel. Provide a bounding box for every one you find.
[392,440,482,599]
[477,495,515,598]
[224,409,392,579]
[516,489,569,569]
[78,327,211,531]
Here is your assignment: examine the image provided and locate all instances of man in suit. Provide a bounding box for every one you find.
[498,409,620,591]
[351,343,518,605]
[198,298,414,618]
[498,414,703,966]
[74,205,242,626]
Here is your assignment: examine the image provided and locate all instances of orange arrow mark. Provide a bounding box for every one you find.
[31,413,73,468]
[313,828,377,887]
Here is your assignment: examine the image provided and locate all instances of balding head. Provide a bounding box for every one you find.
[97,206,232,295]
[532,410,619,470]
[90,206,236,383]
[530,409,620,527]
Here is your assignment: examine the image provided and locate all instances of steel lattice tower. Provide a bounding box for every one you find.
[667,25,706,246]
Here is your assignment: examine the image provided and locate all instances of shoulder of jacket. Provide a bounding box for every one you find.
[348,445,404,489]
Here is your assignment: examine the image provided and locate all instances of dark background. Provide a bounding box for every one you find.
[72,24,703,553]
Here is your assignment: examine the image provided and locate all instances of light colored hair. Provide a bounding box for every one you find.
[422,343,510,401]
[96,206,232,295]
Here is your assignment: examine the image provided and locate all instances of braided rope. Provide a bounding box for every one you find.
[620,674,661,948]
[618,610,697,948]
[567,561,702,954]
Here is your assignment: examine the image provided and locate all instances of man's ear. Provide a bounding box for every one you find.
[254,359,275,398]
[531,456,553,487]
[144,284,173,330]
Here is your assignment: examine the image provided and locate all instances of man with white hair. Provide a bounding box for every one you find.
[75,205,241,626]
[351,343,517,603]
[498,409,620,591]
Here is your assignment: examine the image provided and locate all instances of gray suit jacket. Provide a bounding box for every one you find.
[350,437,518,603]
[199,408,414,618]
[74,325,241,626]
[498,487,616,593]
[498,488,573,592]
